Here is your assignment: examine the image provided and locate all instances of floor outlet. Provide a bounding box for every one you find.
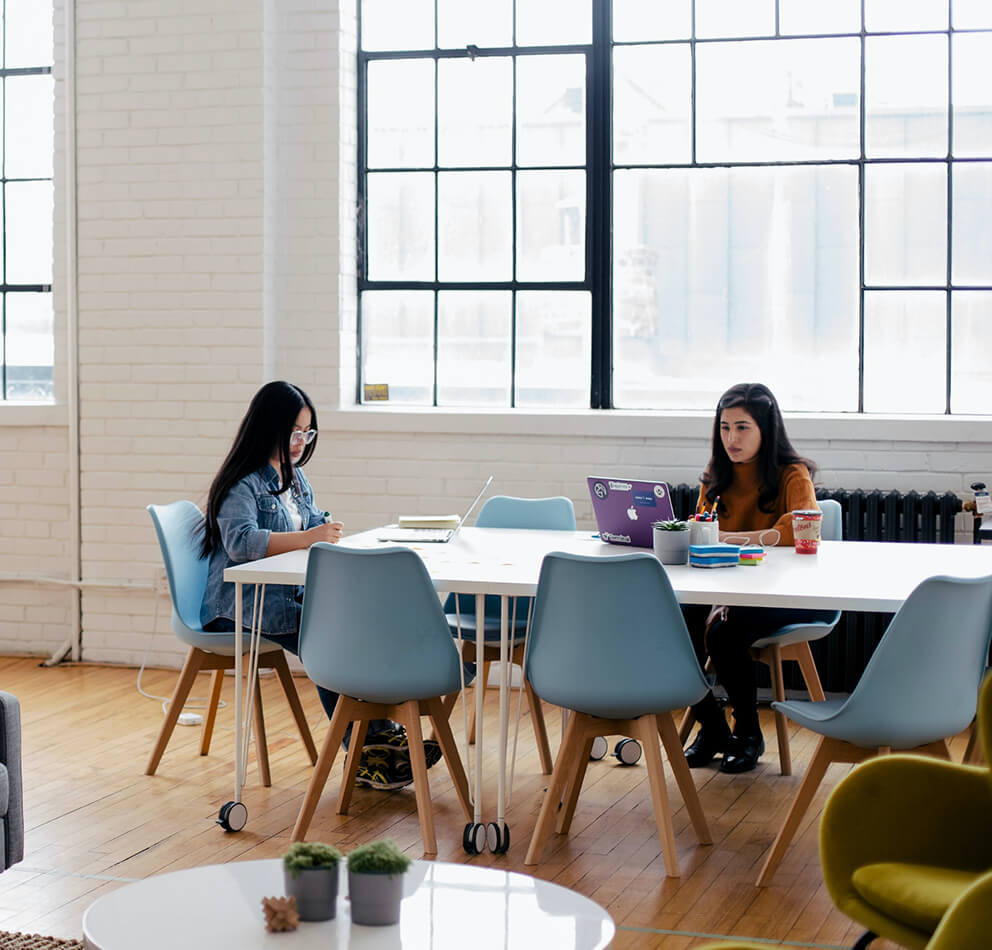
[177,712,203,726]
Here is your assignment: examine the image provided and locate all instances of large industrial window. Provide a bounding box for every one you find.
[357,1,992,413]
[0,0,54,401]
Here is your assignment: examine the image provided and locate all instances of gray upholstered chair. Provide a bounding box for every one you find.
[0,691,23,870]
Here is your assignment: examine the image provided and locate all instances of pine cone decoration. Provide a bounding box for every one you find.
[262,895,300,932]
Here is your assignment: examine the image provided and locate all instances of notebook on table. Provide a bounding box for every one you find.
[377,476,493,543]
[587,476,676,548]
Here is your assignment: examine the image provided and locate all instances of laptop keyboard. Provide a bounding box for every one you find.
[378,527,453,543]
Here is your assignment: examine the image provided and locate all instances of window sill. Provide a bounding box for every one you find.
[0,403,64,426]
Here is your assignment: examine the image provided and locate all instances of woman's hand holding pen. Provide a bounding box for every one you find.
[307,520,344,544]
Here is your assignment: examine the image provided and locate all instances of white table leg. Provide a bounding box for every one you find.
[496,594,509,829]
[233,583,243,803]
[473,593,485,828]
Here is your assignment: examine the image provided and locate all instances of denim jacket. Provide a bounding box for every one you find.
[201,464,326,634]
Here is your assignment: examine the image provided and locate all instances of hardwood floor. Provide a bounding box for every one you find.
[0,655,935,948]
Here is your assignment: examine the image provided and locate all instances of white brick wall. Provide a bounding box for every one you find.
[2,0,992,667]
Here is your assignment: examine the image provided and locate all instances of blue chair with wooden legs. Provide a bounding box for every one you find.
[756,572,992,887]
[290,543,472,855]
[678,498,844,776]
[444,495,575,775]
[145,502,317,786]
[523,551,713,876]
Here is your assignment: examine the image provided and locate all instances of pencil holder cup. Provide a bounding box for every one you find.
[689,519,719,546]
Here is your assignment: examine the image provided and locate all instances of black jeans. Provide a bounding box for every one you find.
[202,618,393,746]
[681,603,835,738]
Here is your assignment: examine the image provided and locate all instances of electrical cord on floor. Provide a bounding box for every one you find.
[136,577,225,721]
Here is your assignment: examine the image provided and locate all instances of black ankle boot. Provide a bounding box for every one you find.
[719,732,765,773]
[684,724,732,767]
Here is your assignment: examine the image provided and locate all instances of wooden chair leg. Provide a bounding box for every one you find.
[525,709,586,866]
[768,644,792,776]
[677,704,697,745]
[398,700,437,855]
[756,736,835,886]
[146,647,206,776]
[199,668,225,756]
[269,650,318,764]
[555,733,595,835]
[794,642,826,702]
[525,680,554,775]
[425,697,472,821]
[637,714,679,878]
[292,702,353,842]
[337,717,369,816]
[964,721,983,764]
[657,711,711,845]
[252,678,271,788]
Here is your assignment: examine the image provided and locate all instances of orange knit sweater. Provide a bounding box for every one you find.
[696,460,817,546]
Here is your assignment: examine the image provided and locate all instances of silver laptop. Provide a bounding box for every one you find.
[377,476,493,543]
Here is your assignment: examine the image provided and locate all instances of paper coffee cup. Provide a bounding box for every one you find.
[792,509,822,554]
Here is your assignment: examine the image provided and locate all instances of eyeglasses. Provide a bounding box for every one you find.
[289,428,317,446]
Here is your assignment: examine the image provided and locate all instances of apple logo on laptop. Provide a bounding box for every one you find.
[627,506,637,521]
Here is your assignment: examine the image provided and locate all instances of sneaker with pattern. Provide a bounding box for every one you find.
[363,726,442,770]
[354,746,411,791]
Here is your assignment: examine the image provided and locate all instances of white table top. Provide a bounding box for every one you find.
[223,528,992,613]
[82,859,615,950]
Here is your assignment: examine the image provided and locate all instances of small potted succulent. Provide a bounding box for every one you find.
[282,840,343,921]
[346,838,411,926]
[652,519,691,565]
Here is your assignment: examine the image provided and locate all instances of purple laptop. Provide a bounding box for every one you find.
[587,476,676,548]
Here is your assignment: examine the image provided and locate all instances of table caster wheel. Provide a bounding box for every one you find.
[614,738,642,766]
[589,736,608,760]
[487,822,511,854]
[463,822,486,855]
[217,800,248,832]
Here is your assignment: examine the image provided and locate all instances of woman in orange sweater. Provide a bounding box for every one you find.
[682,383,831,773]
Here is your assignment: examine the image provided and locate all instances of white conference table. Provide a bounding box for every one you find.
[223,529,992,845]
[82,859,615,950]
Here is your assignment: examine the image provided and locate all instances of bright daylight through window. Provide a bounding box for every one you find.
[0,0,54,401]
[357,0,992,413]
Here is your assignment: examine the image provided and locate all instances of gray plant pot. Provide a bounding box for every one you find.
[283,865,339,921]
[347,869,405,926]
[653,526,690,565]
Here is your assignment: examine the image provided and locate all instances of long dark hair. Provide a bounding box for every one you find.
[701,383,815,514]
[201,381,318,557]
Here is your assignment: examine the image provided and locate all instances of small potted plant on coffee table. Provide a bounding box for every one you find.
[282,840,343,921]
[653,519,691,565]
[346,838,411,926]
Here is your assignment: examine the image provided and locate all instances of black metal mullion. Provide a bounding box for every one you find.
[857,0,866,413]
[432,0,440,407]
[945,24,954,413]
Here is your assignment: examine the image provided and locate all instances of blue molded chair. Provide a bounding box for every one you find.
[290,543,472,854]
[145,502,317,785]
[445,495,575,775]
[523,551,713,876]
[756,572,992,887]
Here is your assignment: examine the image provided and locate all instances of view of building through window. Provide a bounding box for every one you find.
[358,0,992,412]
[1,0,54,401]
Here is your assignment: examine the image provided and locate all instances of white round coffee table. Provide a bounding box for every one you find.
[82,859,615,949]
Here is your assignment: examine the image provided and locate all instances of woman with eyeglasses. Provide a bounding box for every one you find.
[199,381,430,790]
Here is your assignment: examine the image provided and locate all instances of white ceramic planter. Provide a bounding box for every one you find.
[652,525,690,564]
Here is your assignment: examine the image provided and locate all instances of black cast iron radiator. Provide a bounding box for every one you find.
[670,485,964,693]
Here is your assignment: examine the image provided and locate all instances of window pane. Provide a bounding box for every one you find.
[437,291,511,406]
[366,172,435,281]
[360,0,434,51]
[865,0,948,32]
[863,292,946,412]
[360,291,435,404]
[613,165,859,411]
[952,162,992,286]
[697,39,861,162]
[367,60,435,169]
[438,172,511,280]
[779,0,861,35]
[951,291,992,413]
[695,0,775,39]
[4,291,53,401]
[5,181,53,284]
[516,0,591,46]
[865,35,948,158]
[952,34,992,158]
[438,57,511,167]
[613,44,692,165]
[516,170,585,282]
[612,0,691,41]
[864,163,946,287]
[954,0,992,29]
[515,292,591,407]
[437,0,512,48]
[4,75,55,179]
[516,54,585,167]
[4,0,53,68]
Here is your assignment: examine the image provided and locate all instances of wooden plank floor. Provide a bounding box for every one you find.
[0,655,941,948]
